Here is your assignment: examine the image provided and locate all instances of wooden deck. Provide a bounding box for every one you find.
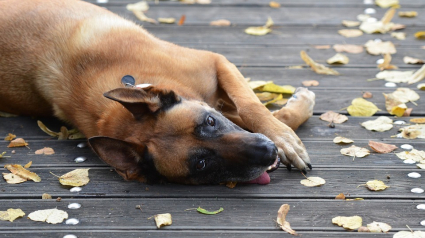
[1,0,425,237]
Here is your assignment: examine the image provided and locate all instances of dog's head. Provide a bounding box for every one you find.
[89,86,278,184]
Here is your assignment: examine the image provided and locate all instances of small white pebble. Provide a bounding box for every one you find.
[364,8,376,14]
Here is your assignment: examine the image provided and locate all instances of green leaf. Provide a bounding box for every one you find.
[197,207,224,215]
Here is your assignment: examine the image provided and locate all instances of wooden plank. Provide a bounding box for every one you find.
[105,5,425,26]
[145,25,425,46]
[0,198,423,232]
[0,167,423,199]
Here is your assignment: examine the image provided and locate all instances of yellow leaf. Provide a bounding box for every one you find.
[269,1,280,8]
[255,92,279,101]
[300,177,326,187]
[332,216,363,230]
[4,164,41,182]
[418,83,425,90]
[417,164,425,169]
[338,29,363,38]
[248,80,273,90]
[394,231,425,238]
[300,50,339,75]
[326,53,349,65]
[0,208,25,222]
[375,0,399,8]
[7,138,28,148]
[263,94,283,106]
[365,180,389,191]
[410,118,425,124]
[342,20,360,27]
[398,11,418,18]
[276,204,297,235]
[158,18,175,24]
[361,116,393,132]
[347,98,380,117]
[383,93,406,117]
[2,173,27,184]
[375,70,413,83]
[59,168,90,187]
[403,56,424,64]
[154,213,172,228]
[4,133,16,141]
[24,161,32,168]
[260,83,295,94]
[244,26,271,36]
[333,136,354,144]
[28,208,68,224]
[415,31,425,39]
[391,88,420,103]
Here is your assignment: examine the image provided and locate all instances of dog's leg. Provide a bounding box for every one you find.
[215,56,311,172]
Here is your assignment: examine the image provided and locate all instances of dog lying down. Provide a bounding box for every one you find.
[0,0,315,185]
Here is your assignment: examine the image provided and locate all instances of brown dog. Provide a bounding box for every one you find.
[0,0,315,184]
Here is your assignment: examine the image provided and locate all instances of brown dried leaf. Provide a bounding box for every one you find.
[378,53,398,71]
[410,118,425,124]
[368,141,397,153]
[335,193,346,200]
[362,91,373,99]
[404,56,424,65]
[365,40,396,55]
[225,181,237,188]
[269,1,280,8]
[59,168,90,187]
[300,50,339,75]
[276,204,297,235]
[210,19,231,26]
[403,108,413,117]
[4,164,40,182]
[333,44,363,54]
[24,161,32,168]
[320,111,348,124]
[4,133,16,141]
[35,147,55,155]
[2,173,27,184]
[178,15,186,26]
[338,29,363,38]
[7,138,28,148]
[302,80,319,86]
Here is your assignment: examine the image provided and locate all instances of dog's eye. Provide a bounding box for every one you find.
[196,159,206,170]
[206,116,215,127]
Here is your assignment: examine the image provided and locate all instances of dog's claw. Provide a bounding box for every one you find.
[286,165,292,171]
[301,168,307,174]
[307,163,312,170]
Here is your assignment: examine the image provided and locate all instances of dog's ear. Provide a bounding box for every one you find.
[103,87,181,119]
[88,136,155,182]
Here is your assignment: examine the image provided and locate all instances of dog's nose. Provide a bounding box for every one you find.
[251,133,278,166]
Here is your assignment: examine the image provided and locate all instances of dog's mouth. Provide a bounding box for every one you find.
[245,155,280,185]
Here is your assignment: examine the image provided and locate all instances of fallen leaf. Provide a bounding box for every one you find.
[383,93,406,117]
[333,136,354,144]
[35,147,55,155]
[28,208,68,224]
[396,150,425,162]
[158,18,175,24]
[320,111,348,124]
[37,120,85,140]
[415,31,425,39]
[403,108,413,117]
[391,32,406,40]
[0,208,25,222]
[197,207,224,215]
[209,19,231,26]
[368,141,397,153]
[2,173,26,184]
[332,216,362,230]
[338,29,363,38]
[398,125,425,139]
[391,88,420,104]
[375,0,399,8]
[335,193,346,199]
[248,80,273,90]
[341,145,370,160]
[361,116,393,132]
[153,213,172,228]
[365,40,396,55]
[314,45,331,49]
[393,230,425,238]
[392,24,406,31]
[24,161,32,168]
[269,1,280,8]
[342,20,360,27]
[300,50,339,75]
[178,15,186,26]
[404,56,424,64]
[4,164,41,182]
[273,98,289,106]
[260,83,295,94]
[286,65,304,69]
[327,53,349,65]
[347,98,380,117]
[4,133,16,141]
[42,193,52,199]
[0,151,10,159]
[59,169,90,187]
[225,181,237,188]
[276,204,297,235]
[245,17,273,36]
[333,44,363,54]
[378,53,397,70]
[256,92,280,101]
[360,7,395,34]
[362,91,373,98]
[365,180,389,191]
[7,138,28,148]
[357,14,371,22]
[300,176,326,187]
[398,11,418,17]
[407,64,425,84]
[302,80,319,86]
[418,83,425,90]
[361,221,392,233]
[375,70,414,83]
[263,94,283,106]
[410,118,425,124]
[418,164,425,169]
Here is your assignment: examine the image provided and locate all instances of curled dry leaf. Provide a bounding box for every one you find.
[158,18,175,24]
[0,208,25,222]
[375,0,399,8]
[418,83,425,90]
[4,133,16,141]
[340,145,370,160]
[368,141,397,153]
[335,193,346,200]
[376,70,414,83]
[4,164,41,182]
[154,213,172,228]
[338,29,363,38]
[210,19,231,26]
[276,204,297,235]
[334,136,354,144]
[361,116,393,132]
[391,32,406,40]
[269,1,280,8]
[342,20,360,27]
[332,216,362,230]
[333,44,363,54]
[300,176,326,187]
[178,15,186,26]
[300,50,339,75]
[302,80,319,86]
[393,230,425,238]
[378,53,397,71]
[28,208,68,224]
[396,149,425,162]
[399,11,418,17]
[365,180,389,191]
[320,111,348,124]
[59,168,90,187]
[410,118,425,124]
[35,147,55,155]
[362,91,373,99]
[407,64,425,84]
[37,120,85,140]
[365,40,396,55]
[391,88,420,104]
[256,92,279,101]
[347,98,380,117]
[326,53,349,65]
[398,125,425,139]
[2,173,27,184]
[7,138,28,148]
[403,56,424,65]
[383,93,406,117]
[245,17,273,36]
[197,207,224,215]
[0,151,9,158]
[24,161,32,168]
[415,31,425,39]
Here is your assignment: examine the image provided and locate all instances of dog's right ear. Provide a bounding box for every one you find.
[103,87,181,120]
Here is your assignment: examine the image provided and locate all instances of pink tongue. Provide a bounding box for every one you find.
[246,172,270,185]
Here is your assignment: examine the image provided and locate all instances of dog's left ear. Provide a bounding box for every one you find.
[103,87,181,119]
[88,136,155,182]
